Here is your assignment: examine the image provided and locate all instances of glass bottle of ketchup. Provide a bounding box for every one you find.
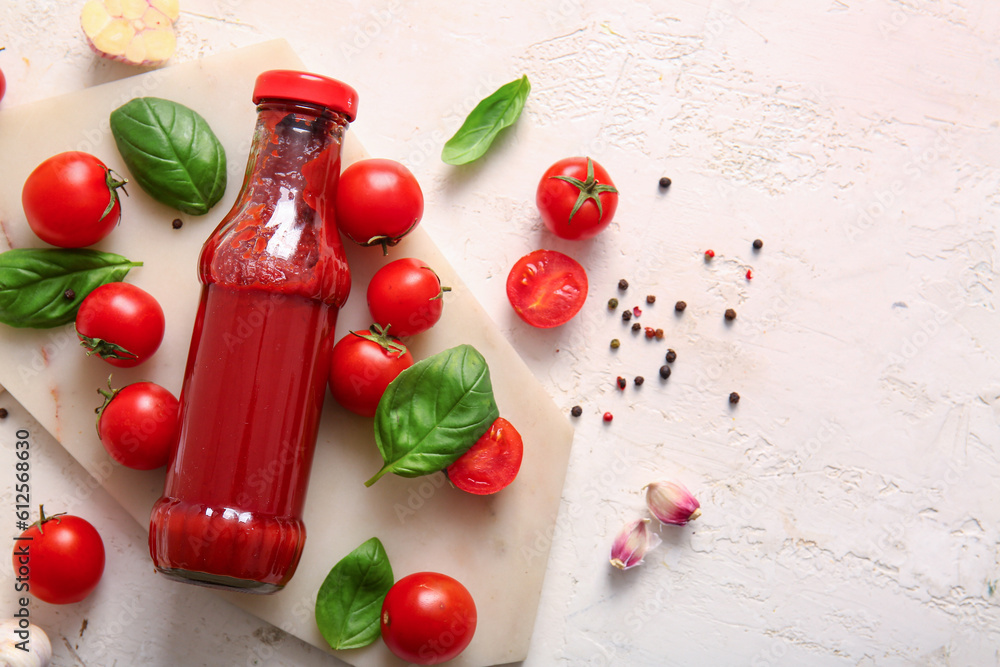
[149,70,358,593]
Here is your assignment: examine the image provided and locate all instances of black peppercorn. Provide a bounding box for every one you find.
[608,298,619,310]
[729,392,740,404]
[659,365,671,379]
[610,339,620,349]
[622,310,632,322]
[725,308,737,321]
[658,176,672,189]
[631,322,641,332]
[753,238,763,250]
[634,376,644,386]
[665,349,677,363]
[172,218,183,229]
[618,279,629,291]
[675,300,687,312]
[571,405,583,417]
[646,295,656,304]
[0,408,7,419]
[63,288,76,300]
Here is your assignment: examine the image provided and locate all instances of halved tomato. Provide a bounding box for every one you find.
[447,417,523,495]
[505,249,588,328]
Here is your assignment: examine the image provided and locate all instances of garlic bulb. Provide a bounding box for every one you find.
[81,0,180,67]
[0,619,52,667]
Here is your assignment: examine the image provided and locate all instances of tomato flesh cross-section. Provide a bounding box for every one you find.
[506,249,588,328]
[447,417,524,495]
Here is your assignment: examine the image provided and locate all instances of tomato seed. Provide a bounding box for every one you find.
[675,300,687,312]
[634,376,644,386]
[610,339,620,349]
[725,308,737,321]
[63,288,76,300]
[172,218,183,229]
[571,405,583,417]
[659,365,671,379]
[608,298,619,310]
[618,279,629,291]
[665,349,677,363]
[603,412,614,422]
[616,376,626,390]
[753,238,763,250]
[622,310,632,322]
[646,295,656,304]
[658,177,672,189]
[729,392,741,404]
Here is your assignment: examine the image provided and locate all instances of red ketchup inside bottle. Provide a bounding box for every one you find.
[149,71,358,593]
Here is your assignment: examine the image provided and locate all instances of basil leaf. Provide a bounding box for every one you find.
[366,344,499,486]
[0,249,142,329]
[441,75,531,165]
[110,97,227,215]
[315,537,394,650]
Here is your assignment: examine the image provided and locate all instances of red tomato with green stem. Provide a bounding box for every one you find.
[447,417,523,495]
[76,282,165,368]
[12,507,105,605]
[96,378,179,470]
[536,156,618,240]
[22,151,127,248]
[367,258,450,337]
[380,571,477,665]
[506,249,588,328]
[335,158,423,255]
[329,326,414,417]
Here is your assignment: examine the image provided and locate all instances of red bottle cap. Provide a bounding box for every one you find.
[252,70,359,121]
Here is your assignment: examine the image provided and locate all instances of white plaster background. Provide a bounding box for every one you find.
[1,0,999,665]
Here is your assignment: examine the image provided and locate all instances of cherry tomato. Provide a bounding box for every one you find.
[96,380,179,470]
[76,282,165,368]
[12,507,105,605]
[367,258,450,337]
[536,156,618,240]
[335,158,423,254]
[506,249,588,328]
[447,417,523,495]
[329,326,414,417]
[21,151,127,248]
[380,572,477,665]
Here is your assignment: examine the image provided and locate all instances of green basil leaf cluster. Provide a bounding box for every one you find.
[315,537,394,650]
[0,249,141,328]
[110,97,227,215]
[441,75,531,165]
[366,344,499,486]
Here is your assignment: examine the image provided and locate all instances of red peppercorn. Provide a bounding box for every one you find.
[616,376,627,390]
[644,327,655,339]
[603,412,613,422]
[746,269,753,280]
[633,306,642,318]
[654,328,664,339]
[704,249,715,259]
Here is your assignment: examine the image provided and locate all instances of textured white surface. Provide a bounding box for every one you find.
[1,1,999,666]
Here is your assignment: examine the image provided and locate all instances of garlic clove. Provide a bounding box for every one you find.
[610,518,661,570]
[645,479,701,526]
